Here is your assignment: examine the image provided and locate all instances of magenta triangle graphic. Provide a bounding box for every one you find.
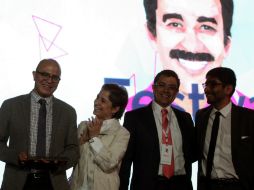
[32,15,68,59]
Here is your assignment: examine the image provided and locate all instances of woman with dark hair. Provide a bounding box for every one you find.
[70,84,130,190]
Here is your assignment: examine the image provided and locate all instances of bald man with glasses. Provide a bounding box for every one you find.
[0,59,79,190]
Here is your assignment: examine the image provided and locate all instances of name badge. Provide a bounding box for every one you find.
[161,144,173,165]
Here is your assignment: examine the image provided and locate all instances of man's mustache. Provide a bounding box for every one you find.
[170,49,215,62]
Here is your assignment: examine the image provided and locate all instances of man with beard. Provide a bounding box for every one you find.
[127,0,233,117]
[195,67,254,190]
[0,59,79,190]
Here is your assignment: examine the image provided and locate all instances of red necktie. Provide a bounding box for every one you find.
[161,109,174,178]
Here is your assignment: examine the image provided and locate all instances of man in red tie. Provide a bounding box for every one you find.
[119,70,196,190]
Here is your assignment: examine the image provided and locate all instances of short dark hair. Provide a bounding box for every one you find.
[143,0,233,45]
[154,69,180,89]
[101,84,128,119]
[206,67,236,96]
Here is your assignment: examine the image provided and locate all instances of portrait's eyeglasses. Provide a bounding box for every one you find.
[154,83,178,91]
[202,81,223,89]
[36,71,61,82]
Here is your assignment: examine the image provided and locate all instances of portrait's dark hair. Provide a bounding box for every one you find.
[101,84,128,119]
[154,69,180,89]
[143,0,233,45]
[206,67,236,96]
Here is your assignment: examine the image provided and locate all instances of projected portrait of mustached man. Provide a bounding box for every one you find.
[144,0,233,95]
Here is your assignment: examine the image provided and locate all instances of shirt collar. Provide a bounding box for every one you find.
[212,102,232,118]
[152,101,172,114]
[31,90,52,105]
[100,118,118,133]
[101,118,115,132]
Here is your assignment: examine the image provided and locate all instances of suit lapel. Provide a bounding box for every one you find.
[199,107,213,154]
[49,97,60,156]
[172,108,184,134]
[144,103,160,158]
[21,94,32,152]
[231,104,240,160]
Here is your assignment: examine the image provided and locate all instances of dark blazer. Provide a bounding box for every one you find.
[0,94,79,190]
[195,103,254,190]
[119,103,196,190]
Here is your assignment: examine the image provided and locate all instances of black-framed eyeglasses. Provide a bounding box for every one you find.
[202,81,223,89]
[154,83,178,91]
[36,71,61,82]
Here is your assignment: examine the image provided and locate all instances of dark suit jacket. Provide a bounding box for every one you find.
[195,103,254,190]
[119,103,196,190]
[0,94,79,190]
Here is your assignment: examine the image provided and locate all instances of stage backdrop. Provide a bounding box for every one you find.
[0,0,253,189]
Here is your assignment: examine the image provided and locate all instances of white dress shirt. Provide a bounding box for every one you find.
[152,101,186,176]
[202,102,238,179]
